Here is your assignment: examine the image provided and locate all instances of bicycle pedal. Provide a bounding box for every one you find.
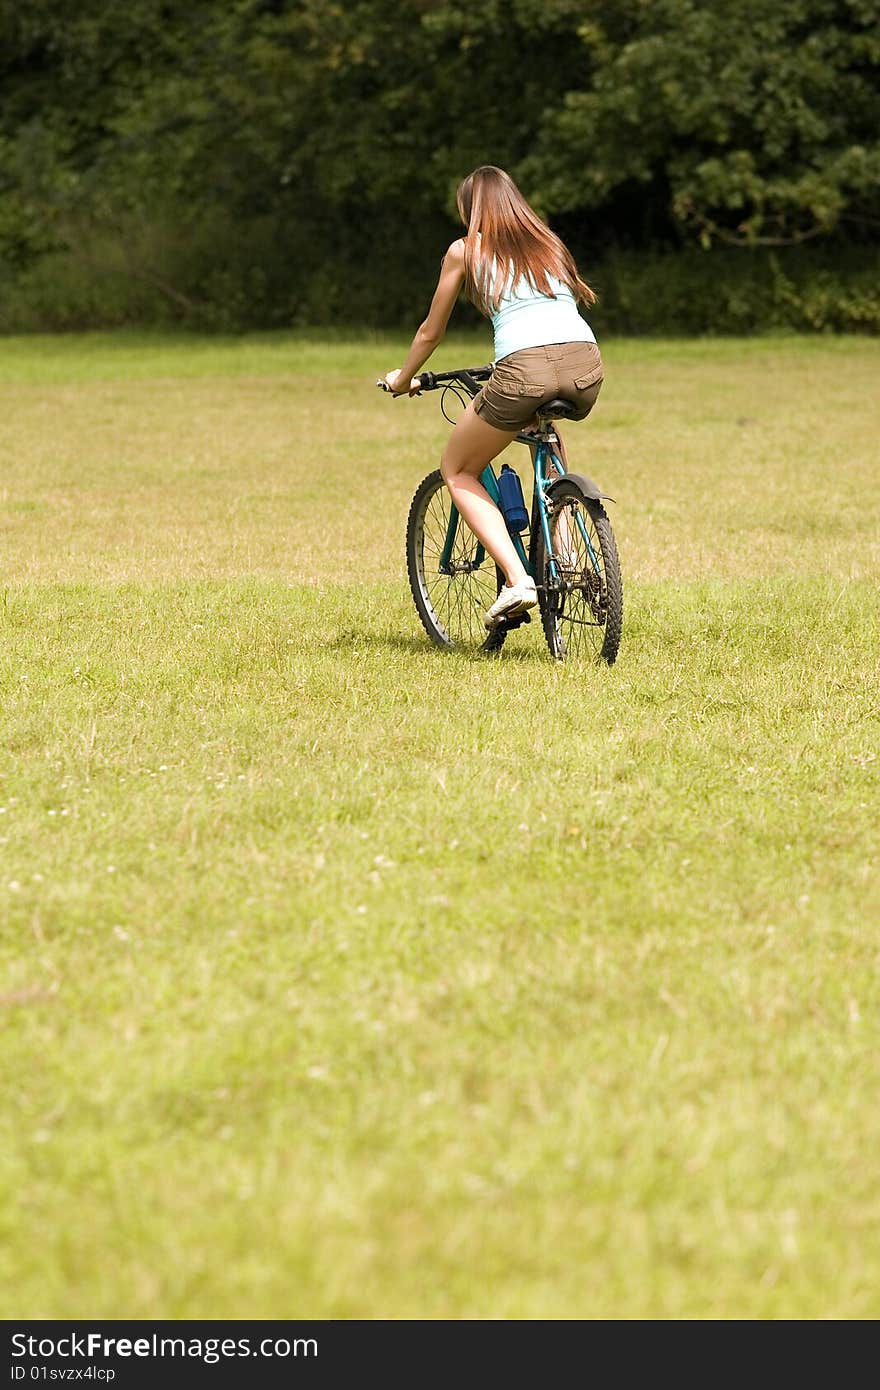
[498,609,532,631]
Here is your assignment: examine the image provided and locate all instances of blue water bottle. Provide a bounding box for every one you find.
[497,464,529,533]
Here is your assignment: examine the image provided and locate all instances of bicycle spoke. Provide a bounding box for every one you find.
[411,474,499,649]
[538,494,620,661]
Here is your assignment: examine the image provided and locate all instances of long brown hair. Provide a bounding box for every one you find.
[456,165,596,313]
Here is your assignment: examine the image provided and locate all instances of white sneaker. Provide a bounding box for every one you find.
[484,578,538,629]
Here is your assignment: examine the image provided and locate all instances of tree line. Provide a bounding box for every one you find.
[1,0,878,333]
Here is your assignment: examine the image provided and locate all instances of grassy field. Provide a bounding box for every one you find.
[1,330,878,1319]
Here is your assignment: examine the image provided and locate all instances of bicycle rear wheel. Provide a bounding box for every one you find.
[531,482,623,663]
[407,470,504,651]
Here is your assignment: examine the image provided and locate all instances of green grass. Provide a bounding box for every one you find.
[1,331,878,1319]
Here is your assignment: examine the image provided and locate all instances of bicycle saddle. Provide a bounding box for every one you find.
[535,398,580,421]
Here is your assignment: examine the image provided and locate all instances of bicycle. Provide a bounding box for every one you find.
[378,364,623,663]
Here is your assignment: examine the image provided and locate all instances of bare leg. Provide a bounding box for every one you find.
[550,424,570,476]
[441,400,528,588]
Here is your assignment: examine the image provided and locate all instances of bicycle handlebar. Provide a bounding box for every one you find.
[376,364,494,397]
[417,365,493,390]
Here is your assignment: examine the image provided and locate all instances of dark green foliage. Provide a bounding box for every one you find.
[1,0,877,332]
[588,244,880,335]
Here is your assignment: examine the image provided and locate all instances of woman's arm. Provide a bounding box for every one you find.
[384,239,466,395]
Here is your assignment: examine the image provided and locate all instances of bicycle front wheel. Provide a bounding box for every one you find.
[407,470,503,651]
[531,481,623,664]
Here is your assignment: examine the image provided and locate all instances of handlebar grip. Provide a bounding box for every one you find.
[375,377,417,397]
[417,372,435,391]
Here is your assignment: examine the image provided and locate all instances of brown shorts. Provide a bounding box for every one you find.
[474,342,604,432]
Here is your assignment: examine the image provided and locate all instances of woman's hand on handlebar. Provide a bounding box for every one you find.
[384,368,422,397]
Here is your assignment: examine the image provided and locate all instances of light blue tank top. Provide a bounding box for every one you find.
[489,267,596,361]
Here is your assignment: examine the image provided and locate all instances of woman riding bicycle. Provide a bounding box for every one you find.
[384,164,603,628]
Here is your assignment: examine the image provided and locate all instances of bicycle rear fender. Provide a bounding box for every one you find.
[547,472,615,505]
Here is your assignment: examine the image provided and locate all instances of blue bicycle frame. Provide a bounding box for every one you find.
[438,430,603,584]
